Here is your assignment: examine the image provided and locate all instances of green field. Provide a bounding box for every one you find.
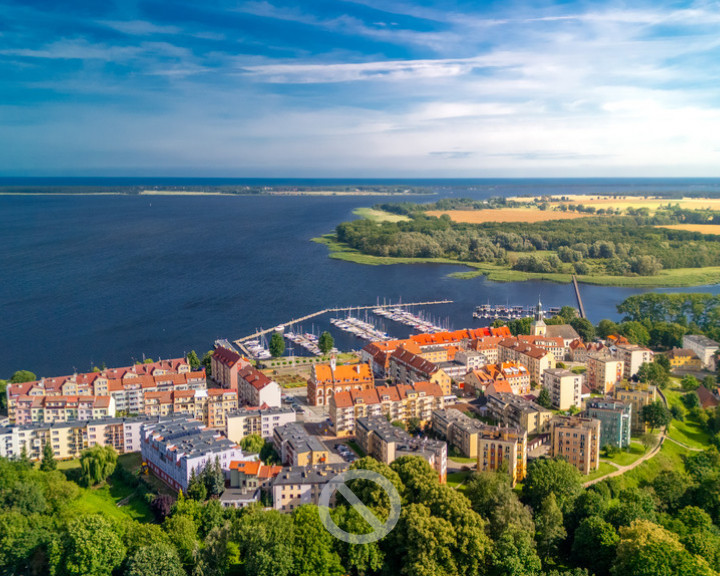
[449,456,477,465]
[616,440,690,489]
[352,207,410,222]
[584,462,617,482]
[601,442,646,467]
[663,387,714,448]
[447,470,472,490]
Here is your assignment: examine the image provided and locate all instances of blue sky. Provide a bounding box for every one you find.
[2,0,720,176]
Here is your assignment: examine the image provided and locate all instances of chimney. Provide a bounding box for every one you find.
[330,355,337,373]
[355,364,361,374]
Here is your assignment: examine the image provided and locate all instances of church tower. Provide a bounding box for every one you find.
[531,298,547,336]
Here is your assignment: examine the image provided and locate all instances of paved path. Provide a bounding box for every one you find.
[584,432,666,487]
[664,435,704,452]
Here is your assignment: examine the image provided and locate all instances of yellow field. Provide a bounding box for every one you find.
[426,208,593,224]
[509,195,720,212]
[655,224,720,235]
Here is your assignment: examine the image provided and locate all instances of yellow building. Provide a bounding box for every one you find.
[613,381,658,434]
[666,348,703,370]
[273,422,328,466]
[550,415,601,475]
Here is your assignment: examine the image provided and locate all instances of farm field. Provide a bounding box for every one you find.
[425,208,592,223]
[656,224,720,235]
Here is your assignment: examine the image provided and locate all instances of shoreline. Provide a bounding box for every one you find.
[0,190,434,197]
[312,234,720,288]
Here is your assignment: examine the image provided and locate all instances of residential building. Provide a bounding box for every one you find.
[467,336,504,364]
[615,343,654,378]
[569,339,588,362]
[356,416,447,483]
[453,349,489,372]
[211,345,250,390]
[221,460,283,509]
[499,338,556,385]
[389,348,452,395]
[140,416,245,492]
[583,399,632,449]
[329,382,445,437]
[432,408,527,485]
[270,463,348,512]
[307,360,374,407]
[13,394,115,425]
[683,335,720,370]
[206,389,239,429]
[613,381,658,434]
[226,406,296,443]
[237,365,281,408]
[587,352,624,395]
[543,368,583,411]
[518,335,567,362]
[550,415,601,475]
[666,348,703,370]
[464,362,531,397]
[696,386,720,409]
[544,324,581,347]
[273,422,329,466]
[486,392,554,435]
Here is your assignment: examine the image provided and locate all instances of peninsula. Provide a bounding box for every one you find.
[315,195,720,287]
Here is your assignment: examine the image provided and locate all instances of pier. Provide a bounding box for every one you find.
[233,300,453,352]
[572,275,587,319]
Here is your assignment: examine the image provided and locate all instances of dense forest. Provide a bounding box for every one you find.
[5,449,720,576]
[336,200,720,276]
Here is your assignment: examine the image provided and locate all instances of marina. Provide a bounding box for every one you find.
[284,329,323,356]
[373,306,451,333]
[330,313,390,341]
[472,303,562,320]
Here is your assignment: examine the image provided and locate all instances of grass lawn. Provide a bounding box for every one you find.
[663,386,713,448]
[584,462,617,482]
[601,442,646,467]
[56,458,81,470]
[618,440,690,489]
[449,456,476,465]
[447,470,471,490]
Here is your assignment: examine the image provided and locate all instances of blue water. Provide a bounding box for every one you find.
[2,179,720,377]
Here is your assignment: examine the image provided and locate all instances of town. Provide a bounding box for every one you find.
[4,299,719,515]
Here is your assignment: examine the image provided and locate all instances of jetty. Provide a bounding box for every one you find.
[572,275,587,319]
[234,300,452,353]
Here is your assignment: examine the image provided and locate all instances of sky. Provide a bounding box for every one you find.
[2,0,720,177]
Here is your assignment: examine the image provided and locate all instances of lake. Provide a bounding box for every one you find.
[2,180,720,376]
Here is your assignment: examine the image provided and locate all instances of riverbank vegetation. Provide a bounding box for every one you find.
[320,197,720,286]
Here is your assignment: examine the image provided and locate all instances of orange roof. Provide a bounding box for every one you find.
[488,380,513,394]
[313,362,373,384]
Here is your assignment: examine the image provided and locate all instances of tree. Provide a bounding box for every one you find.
[654,353,671,372]
[9,370,36,384]
[523,458,582,514]
[570,317,596,342]
[203,457,225,498]
[390,456,438,502]
[163,514,198,567]
[0,379,7,412]
[347,457,405,517]
[150,494,174,522]
[318,332,334,355]
[537,387,552,409]
[201,350,214,377]
[125,544,185,576]
[618,322,650,346]
[612,520,715,576]
[233,507,295,576]
[187,350,201,371]
[269,332,285,358]
[40,441,56,472]
[241,434,265,454]
[682,391,699,409]
[637,361,669,389]
[535,492,566,560]
[652,470,688,512]
[187,468,207,501]
[292,505,344,576]
[330,505,384,576]
[79,445,117,487]
[641,401,672,432]
[571,516,619,576]
[597,319,619,339]
[681,375,700,391]
[488,525,542,576]
[56,515,126,576]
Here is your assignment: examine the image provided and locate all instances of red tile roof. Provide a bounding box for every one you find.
[212,346,244,368]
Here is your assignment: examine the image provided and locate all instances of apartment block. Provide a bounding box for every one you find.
[13,394,115,425]
[221,460,283,509]
[273,422,329,466]
[550,415,601,475]
[518,335,567,362]
[615,343,654,378]
[211,345,250,390]
[542,368,583,411]
[613,381,658,434]
[486,392,554,435]
[225,406,296,443]
[464,362,531,397]
[586,352,624,395]
[237,365,282,408]
[682,335,719,370]
[307,361,374,407]
[140,416,245,492]
[356,415,447,483]
[583,399,632,449]
[499,338,556,384]
[270,463,348,512]
[389,348,452,395]
[329,381,445,437]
